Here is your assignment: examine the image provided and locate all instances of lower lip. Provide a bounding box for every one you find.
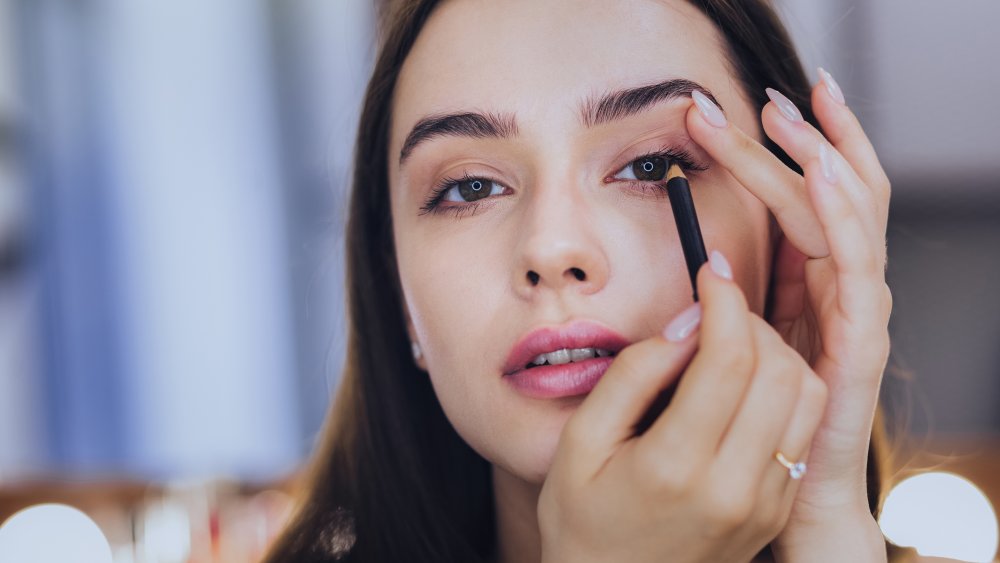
[503,357,614,399]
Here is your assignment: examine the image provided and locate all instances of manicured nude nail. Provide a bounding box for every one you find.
[819,143,838,184]
[692,90,727,128]
[765,88,803,122]
[664,302,702,341]
[818,67,846,105]
[709,250,733,280]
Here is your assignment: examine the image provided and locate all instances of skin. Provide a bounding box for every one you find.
[388,0,892,561]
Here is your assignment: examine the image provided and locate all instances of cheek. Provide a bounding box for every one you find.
[399,232,508,358]
[608,178,772,313]
[396,232,527,463]
[695,176,773,311]
[415,291,572,483]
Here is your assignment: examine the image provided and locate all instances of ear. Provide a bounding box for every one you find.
[401,300,428,372]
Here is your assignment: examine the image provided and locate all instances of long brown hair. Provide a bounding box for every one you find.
[263,1,889,561]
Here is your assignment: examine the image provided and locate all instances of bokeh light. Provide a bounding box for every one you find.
[879,471,999,562]
[141,498,192,563]
[0,503,112,563]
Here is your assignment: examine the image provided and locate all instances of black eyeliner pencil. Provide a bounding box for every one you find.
[665,163,708,302]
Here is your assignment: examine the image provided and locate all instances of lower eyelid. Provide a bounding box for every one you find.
[619,181,671,201]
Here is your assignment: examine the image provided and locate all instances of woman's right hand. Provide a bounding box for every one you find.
[537,250,829,563]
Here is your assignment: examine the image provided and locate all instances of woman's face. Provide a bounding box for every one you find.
[389,0,773,484]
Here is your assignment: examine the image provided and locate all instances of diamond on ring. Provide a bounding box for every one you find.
[775,451,807,480]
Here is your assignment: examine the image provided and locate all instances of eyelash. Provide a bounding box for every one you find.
[417,146,709,217]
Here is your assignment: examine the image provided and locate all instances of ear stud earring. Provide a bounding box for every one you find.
[411,340,423,361]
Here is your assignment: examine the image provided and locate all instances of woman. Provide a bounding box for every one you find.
[266,0,900,561]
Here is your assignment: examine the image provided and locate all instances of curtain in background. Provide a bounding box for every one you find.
[0,0,374,482]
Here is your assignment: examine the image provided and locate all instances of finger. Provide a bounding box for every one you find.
[776,446,812,523]
[640,250,755,464]
[805,149,885,325]
[564,315,699,473]
[711,315,804,493]
[762,361,827,503]
[760,95,881,240]
[686,96,829,259]
[812,67,891,220]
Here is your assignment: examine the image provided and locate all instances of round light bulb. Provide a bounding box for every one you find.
[879,471,999,562]
[0,503,113,563]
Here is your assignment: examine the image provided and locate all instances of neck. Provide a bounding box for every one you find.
[491,464,544,563]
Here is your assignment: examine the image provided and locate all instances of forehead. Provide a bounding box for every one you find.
[391,0,738,160]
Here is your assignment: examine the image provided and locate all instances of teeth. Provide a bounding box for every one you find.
[546,349,572,365]
[529,347,613,367]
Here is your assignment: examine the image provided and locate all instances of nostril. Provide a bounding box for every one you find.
[527,271,540,285]
[570,267,586,281]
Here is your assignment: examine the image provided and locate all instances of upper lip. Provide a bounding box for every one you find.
[502,319,631,376]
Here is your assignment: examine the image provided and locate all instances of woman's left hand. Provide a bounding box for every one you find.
[685,70,892,561]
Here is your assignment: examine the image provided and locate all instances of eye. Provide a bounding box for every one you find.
[419,172,510,216]
[613,154,669,182]
[608,147,708,186]
[441,177,505,203]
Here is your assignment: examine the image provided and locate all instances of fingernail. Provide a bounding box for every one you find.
[818,67,846,105]
[692,90,727,128]
[709,249,733,280]
[664,302,702,341]
[819,143,838,184]
[765,87,803,122]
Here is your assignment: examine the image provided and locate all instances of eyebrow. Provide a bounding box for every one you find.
[398,77,723,166]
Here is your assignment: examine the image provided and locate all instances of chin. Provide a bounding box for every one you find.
[505,404,578,485]
[524,443,560,485]
[449,385,591,485]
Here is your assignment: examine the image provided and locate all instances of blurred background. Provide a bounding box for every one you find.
[0,0,997,561]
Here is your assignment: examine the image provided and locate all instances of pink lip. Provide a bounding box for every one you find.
[502,320,630,398]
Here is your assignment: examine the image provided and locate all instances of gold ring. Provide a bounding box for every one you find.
[775,451,807,480]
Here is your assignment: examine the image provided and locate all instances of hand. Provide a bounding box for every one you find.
[537,256,828,563]
[685,70,892,559]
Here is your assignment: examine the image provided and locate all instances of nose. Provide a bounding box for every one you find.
[513,183,610,298]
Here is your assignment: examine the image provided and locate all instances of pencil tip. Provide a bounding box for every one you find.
[667,162,686,181]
